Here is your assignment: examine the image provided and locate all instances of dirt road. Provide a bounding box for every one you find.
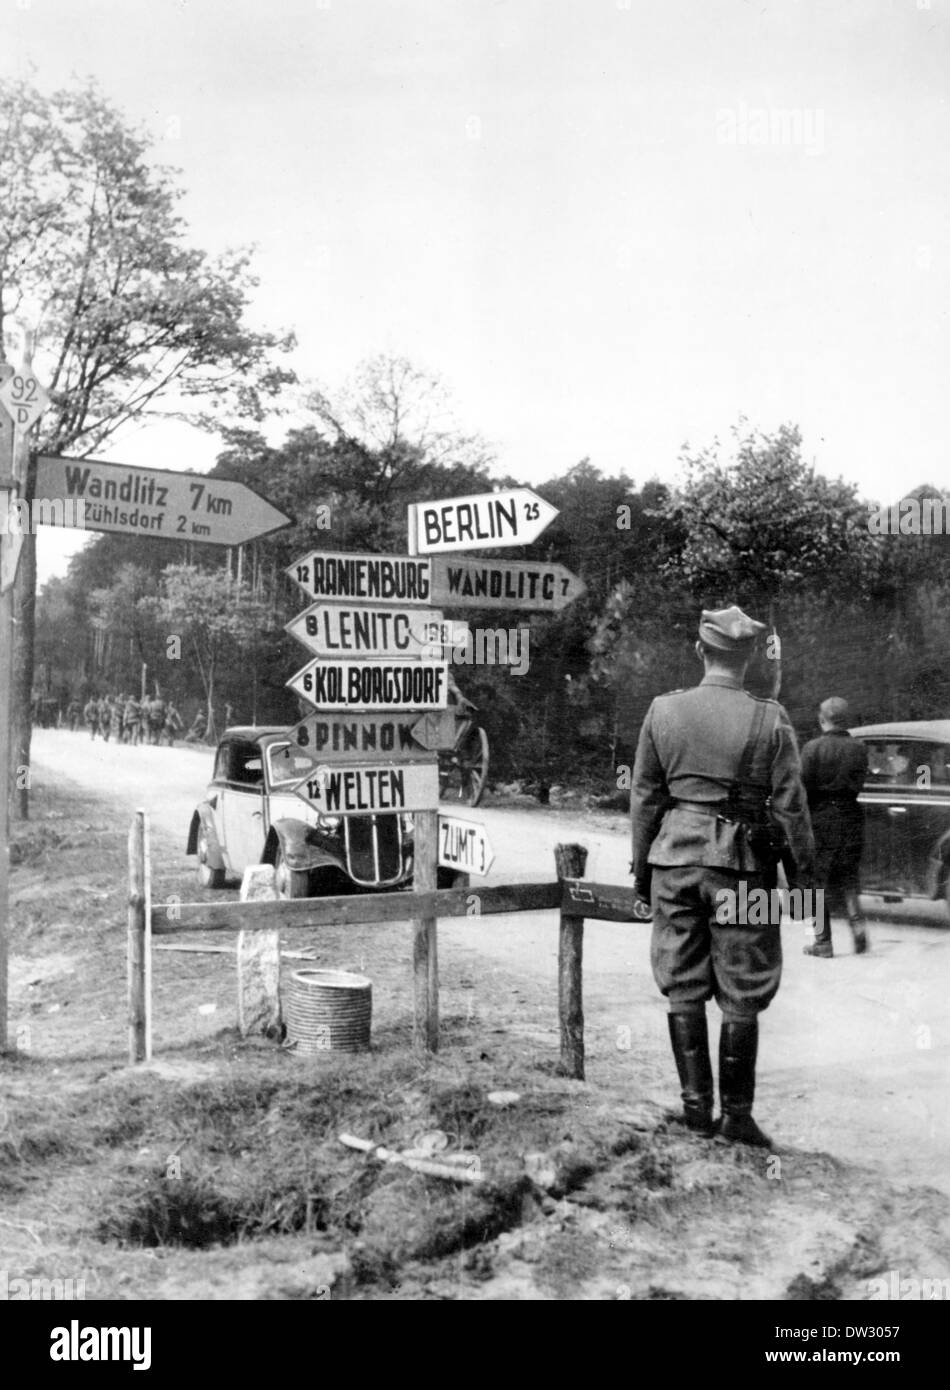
[31,728,950,1197]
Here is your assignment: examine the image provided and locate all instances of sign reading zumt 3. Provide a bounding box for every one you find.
[408,488,558,554]
[292,759,440,815]
[438,815,495,876]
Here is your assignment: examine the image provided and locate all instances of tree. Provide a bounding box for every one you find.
[0,75,295,814]
[145,565,272,743]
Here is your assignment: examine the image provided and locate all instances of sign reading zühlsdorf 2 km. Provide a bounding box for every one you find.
[292,760,440,815]
[408,488,558,554]
[35,454,291,546]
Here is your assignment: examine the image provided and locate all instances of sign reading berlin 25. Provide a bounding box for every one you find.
[408,489,558,555]
[292,759,440,816]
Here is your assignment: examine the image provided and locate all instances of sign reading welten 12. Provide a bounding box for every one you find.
[292,759,440,816]
[287,550,585,614]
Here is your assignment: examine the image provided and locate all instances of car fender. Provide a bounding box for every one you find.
[266,818,341,872]
[187,805,226,869]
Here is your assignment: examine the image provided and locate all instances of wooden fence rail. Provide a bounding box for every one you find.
[128,812,647,1077]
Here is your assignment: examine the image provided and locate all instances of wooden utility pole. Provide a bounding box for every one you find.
[0,364,16,1051]
[412,808,439,1052]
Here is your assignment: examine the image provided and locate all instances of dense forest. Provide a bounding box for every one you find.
[35,360,950,791]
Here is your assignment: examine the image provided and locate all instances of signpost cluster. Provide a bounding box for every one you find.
[278,486,587,1050]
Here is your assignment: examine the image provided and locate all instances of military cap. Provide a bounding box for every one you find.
[819,696,850,727]
[698,604,766,651]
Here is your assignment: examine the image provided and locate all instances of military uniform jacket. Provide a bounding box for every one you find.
[630,674,815,880]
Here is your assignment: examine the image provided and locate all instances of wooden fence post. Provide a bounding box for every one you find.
[127,809,148,1064]
[412,807,439,1053]
[555,842,588,1080]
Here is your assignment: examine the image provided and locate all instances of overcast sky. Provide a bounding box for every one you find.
[3,0,948,583]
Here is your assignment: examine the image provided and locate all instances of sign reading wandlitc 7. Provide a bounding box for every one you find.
[409,489,558,555]
[35,454,292,546]
[292,759,440,815]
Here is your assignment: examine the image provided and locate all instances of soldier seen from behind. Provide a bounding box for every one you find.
[630,606,815,1147]
[800,697,869,957]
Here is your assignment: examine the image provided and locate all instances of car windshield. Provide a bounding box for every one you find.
[863,740,950,787]
[266,742,314,788]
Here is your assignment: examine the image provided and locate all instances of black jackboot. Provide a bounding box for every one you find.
[718,1019,773,1148]
[845,891,869,954]
[667,1013,715,1136]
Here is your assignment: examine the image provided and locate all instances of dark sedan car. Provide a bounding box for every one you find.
[850,719,950,916]
[187,727,415,898]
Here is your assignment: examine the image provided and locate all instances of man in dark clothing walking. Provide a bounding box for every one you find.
[800,697,869,957]
[630,606,815,1148]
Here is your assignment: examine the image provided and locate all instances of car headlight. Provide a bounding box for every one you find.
[317,814,341,833]
[401,813,415,835]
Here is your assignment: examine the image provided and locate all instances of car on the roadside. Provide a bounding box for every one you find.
[850,719,950,917]
[186,727,416,898]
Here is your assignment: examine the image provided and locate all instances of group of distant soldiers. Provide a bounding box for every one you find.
[75,693,186,745]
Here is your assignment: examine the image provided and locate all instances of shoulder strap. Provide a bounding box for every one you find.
[734,699,770,790]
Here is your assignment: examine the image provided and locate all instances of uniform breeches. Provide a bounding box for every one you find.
[650,865,782,1020]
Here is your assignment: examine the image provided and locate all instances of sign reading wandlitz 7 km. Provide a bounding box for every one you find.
[292,760,440,816]
[36,454,292,546]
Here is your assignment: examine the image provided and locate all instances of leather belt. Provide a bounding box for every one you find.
[671,799,728,816]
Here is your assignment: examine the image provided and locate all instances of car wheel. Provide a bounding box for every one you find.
[274,846,311,900]
[632,897,653,922]
[196,827,225,889]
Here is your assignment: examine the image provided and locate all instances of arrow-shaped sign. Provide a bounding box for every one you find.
[286,550,585,614]
[285,603,450,660]
[34,454,292,547]
[431,557,586,612]
[292,760,440,816]
[287,659,449,711]
[438,815,495,876]
[409,488,558,554]
[282,710,457,765]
